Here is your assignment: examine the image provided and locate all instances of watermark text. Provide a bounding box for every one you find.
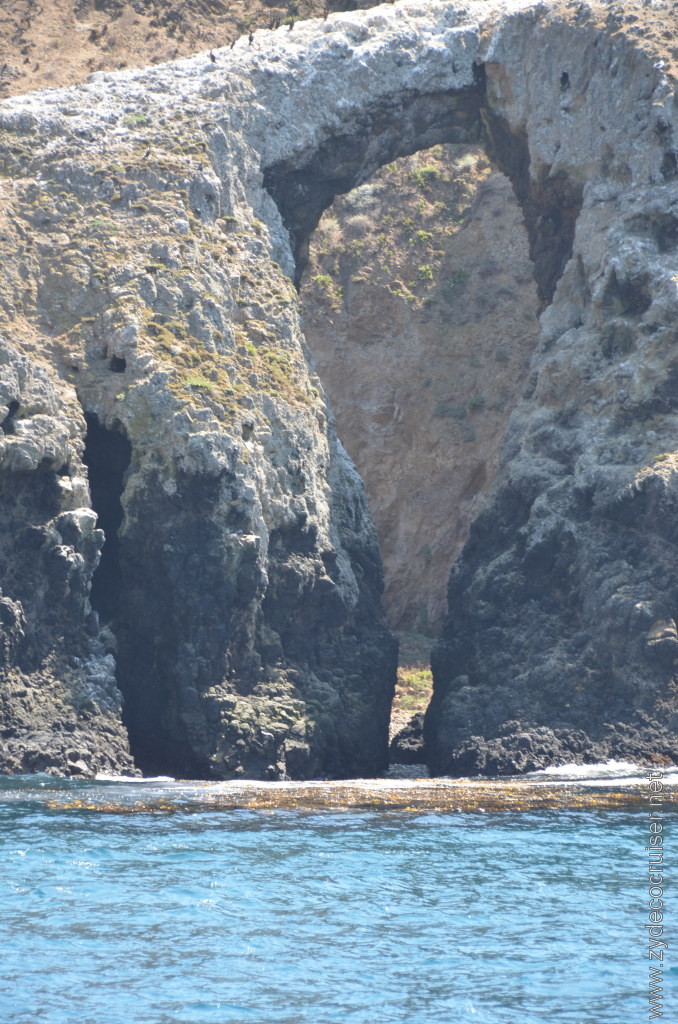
[646,768,666,1020]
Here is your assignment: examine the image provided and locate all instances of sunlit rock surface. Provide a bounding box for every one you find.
[0,1,677,777]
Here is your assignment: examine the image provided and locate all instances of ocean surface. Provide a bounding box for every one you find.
[0,769,675,1024]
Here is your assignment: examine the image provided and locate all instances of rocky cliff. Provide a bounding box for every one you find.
[1,0,678,778]
[426,0,678,773]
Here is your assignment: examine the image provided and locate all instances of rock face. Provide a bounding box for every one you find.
[0,0,677,777]
[426,0,678,774]
[0,349,135,776]
[389,712,425,765]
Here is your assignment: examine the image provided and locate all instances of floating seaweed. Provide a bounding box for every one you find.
[36,776,678,816]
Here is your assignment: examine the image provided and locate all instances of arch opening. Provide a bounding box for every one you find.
[263,72,583,304]
[298,138,543,757]
[263,69,586,766]
[264,81,486,285]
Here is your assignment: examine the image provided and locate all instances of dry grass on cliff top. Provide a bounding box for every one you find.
[0,0,383,99]
[3,1,678,100]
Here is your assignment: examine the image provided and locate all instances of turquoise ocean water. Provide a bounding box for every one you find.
[0,775,675,1024]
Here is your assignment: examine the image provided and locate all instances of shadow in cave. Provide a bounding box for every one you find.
[82,412,224,779]
[82,412,131,623]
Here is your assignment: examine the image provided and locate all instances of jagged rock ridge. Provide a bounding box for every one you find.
[0,1,677,777]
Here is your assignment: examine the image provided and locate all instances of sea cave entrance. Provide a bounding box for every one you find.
[82,412,131,624]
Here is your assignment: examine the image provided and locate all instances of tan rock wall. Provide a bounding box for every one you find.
[302,144,540,630]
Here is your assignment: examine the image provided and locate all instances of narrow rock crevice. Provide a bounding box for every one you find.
[80,413,178,776]
[82,412,131,624]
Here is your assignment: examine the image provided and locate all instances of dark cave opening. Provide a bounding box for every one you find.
[82,412,131,623]
[108,355,127,373]
[1,400,19,435]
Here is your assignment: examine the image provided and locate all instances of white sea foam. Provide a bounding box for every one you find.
[529,759,640,778]
[95,774,176,783]
[526,759,678,787]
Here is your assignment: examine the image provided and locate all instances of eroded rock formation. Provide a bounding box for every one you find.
[0,354,135,776]
[0,0,677,777]
[426,0,678,773]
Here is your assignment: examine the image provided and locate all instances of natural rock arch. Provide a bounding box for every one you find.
[255,2,678,771]
[262,71,581,305]
[0,1,677,777]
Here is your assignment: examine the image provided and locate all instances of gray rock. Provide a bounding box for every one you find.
[426,4,678,775]
[0,1,675,779]
[390,712,425,766]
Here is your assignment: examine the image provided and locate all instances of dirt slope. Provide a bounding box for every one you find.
[302,144,540,631]
[0,0,381,98]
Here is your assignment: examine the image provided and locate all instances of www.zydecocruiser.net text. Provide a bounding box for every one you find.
[647,768,666,1020]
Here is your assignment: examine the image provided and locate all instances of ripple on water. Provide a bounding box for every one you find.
[0,779,674,1024]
